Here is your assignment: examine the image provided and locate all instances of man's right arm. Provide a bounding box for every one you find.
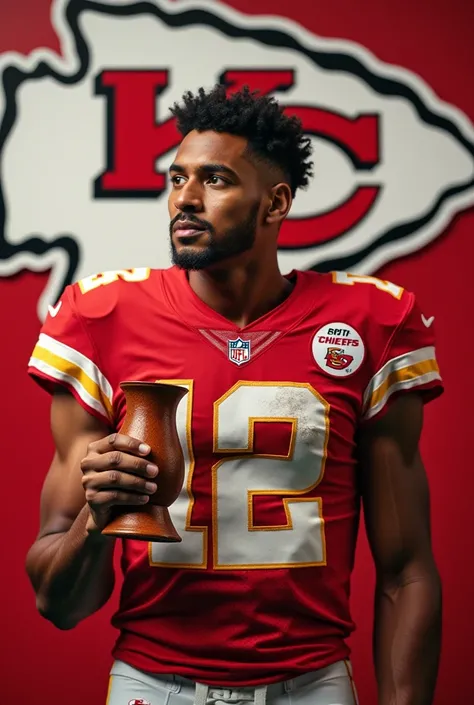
[25,388,158,630]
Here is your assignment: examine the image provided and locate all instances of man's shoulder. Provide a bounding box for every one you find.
[297,269,413,322]
[66,266,172,319]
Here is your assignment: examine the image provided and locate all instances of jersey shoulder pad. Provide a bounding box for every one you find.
[71,267,156,319]
[329,271,411,325]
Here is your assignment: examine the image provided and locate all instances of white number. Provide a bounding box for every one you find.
[333,271,403,299]
[150,382,329,570]
[78,268,150,294]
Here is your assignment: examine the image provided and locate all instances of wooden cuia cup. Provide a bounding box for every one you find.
[101,381,188,542]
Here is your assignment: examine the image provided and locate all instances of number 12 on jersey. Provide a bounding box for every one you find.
[149,381,330,570]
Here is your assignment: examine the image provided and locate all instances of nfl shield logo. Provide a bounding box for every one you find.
[228,337,251,366]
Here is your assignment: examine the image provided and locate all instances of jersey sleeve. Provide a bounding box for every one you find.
[27,285,114,425]
[362,293,443,422]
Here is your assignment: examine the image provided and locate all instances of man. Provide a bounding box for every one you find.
[26,85,443,705]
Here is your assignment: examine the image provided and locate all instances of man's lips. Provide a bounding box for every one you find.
[173,222,208,238]
[174,227,206,237]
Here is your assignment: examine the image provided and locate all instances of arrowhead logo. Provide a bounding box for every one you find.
[0,0,473,322]
[421,314,435,328]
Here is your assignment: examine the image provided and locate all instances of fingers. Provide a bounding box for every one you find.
[83,470,158,516]
[86,489,152,508]
[80,449,158,479]
[87,433,152,459]
[81,433,160,519]
[82,469,157,496]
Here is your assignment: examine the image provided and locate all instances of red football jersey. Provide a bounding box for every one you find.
[28,266,443,686]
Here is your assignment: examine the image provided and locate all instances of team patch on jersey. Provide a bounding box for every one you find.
[128,699,151,705]
[228,337,251,366]
[312,322,365,377]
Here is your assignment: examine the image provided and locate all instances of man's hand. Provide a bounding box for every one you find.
[81,433,159,532]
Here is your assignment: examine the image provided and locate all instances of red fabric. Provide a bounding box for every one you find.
[27,267,443,685]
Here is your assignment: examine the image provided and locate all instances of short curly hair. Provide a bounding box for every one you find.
[170,85,313,198]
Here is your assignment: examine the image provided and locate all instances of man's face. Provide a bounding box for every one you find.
[168,130,265,270]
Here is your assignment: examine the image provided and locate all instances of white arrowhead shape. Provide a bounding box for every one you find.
[0,0,472,322]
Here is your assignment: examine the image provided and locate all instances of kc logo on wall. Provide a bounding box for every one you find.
[0,0,473,321]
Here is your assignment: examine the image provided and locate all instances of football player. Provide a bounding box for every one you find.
[26,86,443,705]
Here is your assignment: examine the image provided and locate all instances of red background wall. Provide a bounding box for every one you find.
[0,1,472,704]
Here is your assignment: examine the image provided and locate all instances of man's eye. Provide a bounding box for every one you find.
[208,175,226,185]
[171,175,185,185]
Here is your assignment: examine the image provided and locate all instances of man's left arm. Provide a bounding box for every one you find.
[358,391,442,705]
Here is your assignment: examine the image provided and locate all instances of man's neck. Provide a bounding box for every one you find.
[187,260,294,328]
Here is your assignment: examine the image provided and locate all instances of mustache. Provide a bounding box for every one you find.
[170,213,214,233]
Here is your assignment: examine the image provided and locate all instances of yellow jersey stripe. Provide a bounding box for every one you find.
[31,345,113,419]
[363,346,436,409]
[38,332,113,402]
[368,358,440,411]
[29,356,112,422]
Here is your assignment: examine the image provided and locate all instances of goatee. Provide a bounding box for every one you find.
[170,204,259,270]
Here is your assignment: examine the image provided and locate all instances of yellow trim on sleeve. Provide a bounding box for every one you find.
[31,344,113,418]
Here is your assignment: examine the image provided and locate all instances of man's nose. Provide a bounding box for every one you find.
[173,180,204,212]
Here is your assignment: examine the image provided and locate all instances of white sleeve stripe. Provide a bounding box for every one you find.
[38,332,113,404]
[29,357,110,421]
[363,346,436,408]
[363,370,442,420]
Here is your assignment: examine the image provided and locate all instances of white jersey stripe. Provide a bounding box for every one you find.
[363,370,441,420]
[363,346,436,409]
[37,332,113,405]
[28,356,110,421]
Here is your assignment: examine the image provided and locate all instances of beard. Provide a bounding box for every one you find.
[169,203,259,271]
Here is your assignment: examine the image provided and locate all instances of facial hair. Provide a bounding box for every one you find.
[170,203,259,271]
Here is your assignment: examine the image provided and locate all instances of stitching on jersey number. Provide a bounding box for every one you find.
[148,381,330,570]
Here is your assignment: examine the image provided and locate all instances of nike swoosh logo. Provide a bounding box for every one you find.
[48,301,62,318]
[421,314,435,328]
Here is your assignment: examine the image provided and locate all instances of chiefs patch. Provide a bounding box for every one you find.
[312,322,365,377]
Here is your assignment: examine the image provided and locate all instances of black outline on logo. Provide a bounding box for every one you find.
[0,0,473,291]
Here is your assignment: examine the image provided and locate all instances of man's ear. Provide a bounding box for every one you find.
[265,182,293,225]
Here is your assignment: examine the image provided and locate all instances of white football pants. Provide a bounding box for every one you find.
[106,659,359,705]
